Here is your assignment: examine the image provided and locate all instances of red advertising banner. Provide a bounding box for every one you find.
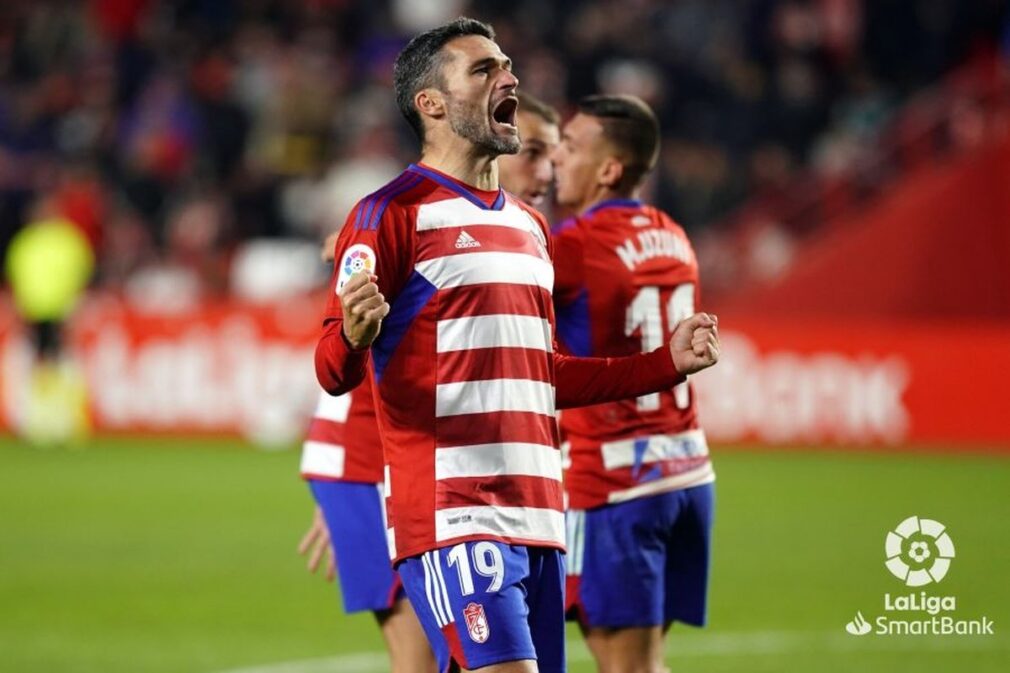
[693,315,1010,448]
[1,297,1008,449]
[0,294,322,443]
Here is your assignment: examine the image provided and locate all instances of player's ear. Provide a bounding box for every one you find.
[598,157,625,189]
[415,89,446,122]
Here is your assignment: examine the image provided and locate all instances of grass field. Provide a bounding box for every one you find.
[1,437,1008,673]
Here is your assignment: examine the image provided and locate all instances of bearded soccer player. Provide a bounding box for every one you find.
[551,94,715,673]
[315,18,720,673]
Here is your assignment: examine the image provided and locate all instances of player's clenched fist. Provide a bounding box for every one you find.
[669,312,720,375]
[340,272,390,350]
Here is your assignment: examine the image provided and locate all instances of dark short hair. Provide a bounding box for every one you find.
[577,94,660,187]
[393,17,496,142]
[517,91,560,126]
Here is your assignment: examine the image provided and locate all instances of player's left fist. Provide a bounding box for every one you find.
[669,312,720,375]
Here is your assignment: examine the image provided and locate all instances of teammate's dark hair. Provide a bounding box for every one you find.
[517,91,560,126]
[577,94,660,188]
[393,17,496,143]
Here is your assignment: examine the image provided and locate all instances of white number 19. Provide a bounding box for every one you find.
[446,542,505,595]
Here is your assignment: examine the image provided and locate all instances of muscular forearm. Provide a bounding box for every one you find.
[315,320,370,396]
[554,347,685,409]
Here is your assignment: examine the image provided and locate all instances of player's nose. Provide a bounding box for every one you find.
[498,67,518,91]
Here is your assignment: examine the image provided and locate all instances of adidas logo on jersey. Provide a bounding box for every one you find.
[455,230,482,249]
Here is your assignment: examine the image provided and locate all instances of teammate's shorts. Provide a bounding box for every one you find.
[566,482,714,628]
[308,479,402,613]
[398,542,565,673]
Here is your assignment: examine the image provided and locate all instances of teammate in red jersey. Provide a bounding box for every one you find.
[298,238,437,673]
[551,94,714,673]
[315,18,720,673]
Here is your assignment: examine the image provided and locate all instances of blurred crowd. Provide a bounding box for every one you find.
[1,0,1007,301]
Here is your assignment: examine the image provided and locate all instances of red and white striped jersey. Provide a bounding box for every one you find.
[553,200,715,509]
[299,374,383,484]
[315,164,687,563]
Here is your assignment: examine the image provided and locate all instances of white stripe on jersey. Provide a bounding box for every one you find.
[415,252,554,292]
[435,379,555,418]
[606,463,716,505]
[437,314,553,353]
[416,198,540,233]
[313,392,351,423]
[435,442,562,481]
[435,505,564,545]
[565,510,586,576]
[600,429,709,470]
[299,441,345,478]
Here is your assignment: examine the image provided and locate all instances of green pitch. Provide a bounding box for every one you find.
[1,438,1007,673]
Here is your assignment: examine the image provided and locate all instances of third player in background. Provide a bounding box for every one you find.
[551,94,716,673]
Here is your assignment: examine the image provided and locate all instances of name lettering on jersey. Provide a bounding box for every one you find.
[455,230,482,249]
[337,243,377,292]
[614,229,692,271]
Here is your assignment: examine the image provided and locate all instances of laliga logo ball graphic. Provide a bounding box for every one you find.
[336,244,376,293]
[344,249,374,277]
[884,516,955,587]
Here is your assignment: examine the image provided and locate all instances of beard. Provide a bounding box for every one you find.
[446,95,521,156]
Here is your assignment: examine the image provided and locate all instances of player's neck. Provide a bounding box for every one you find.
[578,185,639,215]
[420,138,499,191]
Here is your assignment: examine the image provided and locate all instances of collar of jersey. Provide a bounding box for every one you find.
[408,163,506,211]
[582,198,643,217]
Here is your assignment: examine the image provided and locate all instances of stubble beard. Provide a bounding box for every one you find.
[447,95,521,157]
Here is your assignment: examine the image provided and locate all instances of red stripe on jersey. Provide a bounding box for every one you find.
[437,347,553,384]
[436,474,564,510]
[439,283,552,319]
[436,411,559,448]
[305,417,345,445]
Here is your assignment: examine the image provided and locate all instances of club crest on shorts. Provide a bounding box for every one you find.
[336,243,376,292]
[463,602,490,643]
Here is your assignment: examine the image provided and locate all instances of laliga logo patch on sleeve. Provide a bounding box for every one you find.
[336,243,376,293]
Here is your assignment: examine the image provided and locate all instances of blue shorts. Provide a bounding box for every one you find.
[398,542,566,673]
[566,483,714,628]
[308,480,402,613]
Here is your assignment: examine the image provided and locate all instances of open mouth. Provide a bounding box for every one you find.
[491,96,518,130]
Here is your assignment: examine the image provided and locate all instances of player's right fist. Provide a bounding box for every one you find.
[669,312,720,375]
[340,272,390,350]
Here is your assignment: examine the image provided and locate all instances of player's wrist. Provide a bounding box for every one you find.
[341,326,370,352]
